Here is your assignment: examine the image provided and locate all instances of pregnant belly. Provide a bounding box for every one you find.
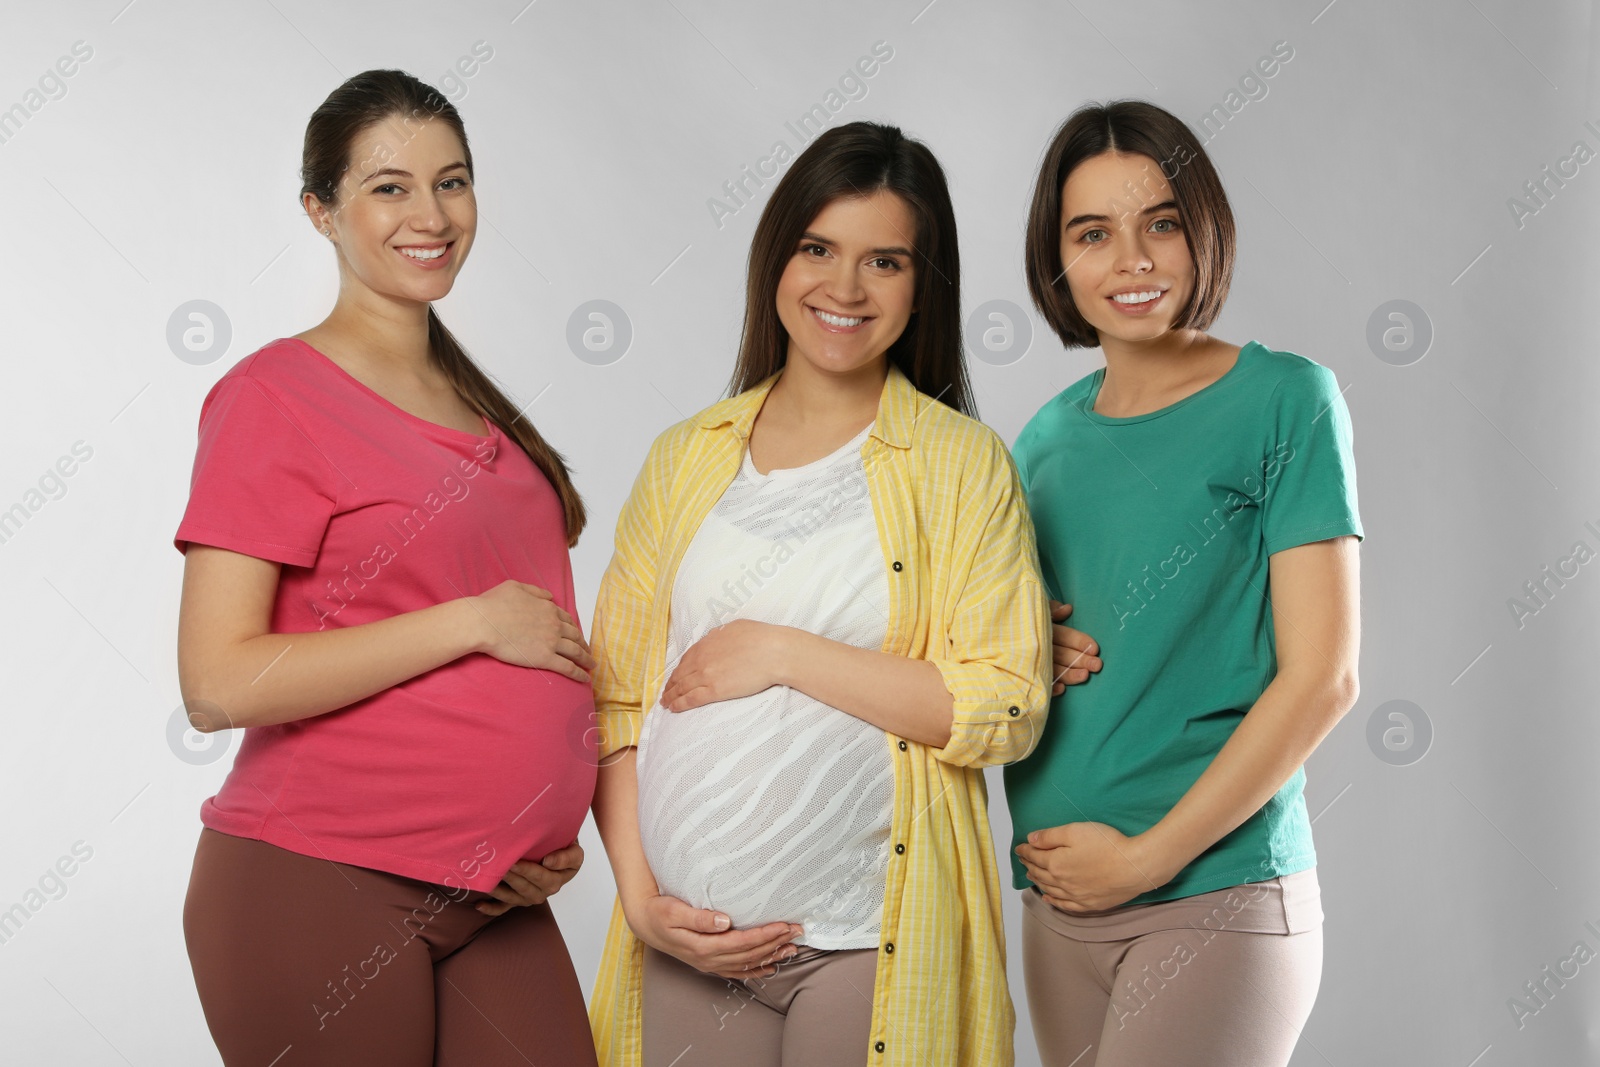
[635,688,894,934]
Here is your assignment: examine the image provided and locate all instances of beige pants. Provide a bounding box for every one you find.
[1022,870,1324,1067]
[641,942,878,1067]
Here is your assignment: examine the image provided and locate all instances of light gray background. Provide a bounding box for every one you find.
[2,0,1596,1063]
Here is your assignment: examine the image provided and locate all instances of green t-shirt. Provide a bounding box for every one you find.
[1004,340,1363,902]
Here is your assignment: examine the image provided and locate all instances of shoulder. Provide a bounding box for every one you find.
[1238,341,1343,403]
[222,336,327,387]
[199,338,329,414]
[907,394,1020,483]
[638,415,701,473]
[629,387,753,491]
[1013,369,1099,461]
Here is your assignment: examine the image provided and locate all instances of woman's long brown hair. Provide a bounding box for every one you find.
[301,69,586,545]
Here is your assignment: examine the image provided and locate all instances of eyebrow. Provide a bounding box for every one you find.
[800,231,915,257]
[361,162,470,185]
[1064,199,1179,230]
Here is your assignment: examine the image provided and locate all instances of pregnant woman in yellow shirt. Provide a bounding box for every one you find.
[587,121,1053,1067]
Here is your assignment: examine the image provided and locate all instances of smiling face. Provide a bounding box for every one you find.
[1058,151,1195,347]
[774,190,919,379]
[309,112,477,305]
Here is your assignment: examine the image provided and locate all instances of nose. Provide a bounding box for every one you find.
[1112,229,1154,276]
[409,187,450,234]
[822,258,866,305]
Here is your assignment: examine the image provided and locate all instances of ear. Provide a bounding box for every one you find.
[302,192,333,237]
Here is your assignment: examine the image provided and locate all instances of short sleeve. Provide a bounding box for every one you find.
[174,375,339,567]
[1262,364,1363,556]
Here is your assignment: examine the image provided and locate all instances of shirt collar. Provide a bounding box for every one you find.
[694,361,924,449]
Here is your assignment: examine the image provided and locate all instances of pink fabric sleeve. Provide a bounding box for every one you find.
[174,375,340,567]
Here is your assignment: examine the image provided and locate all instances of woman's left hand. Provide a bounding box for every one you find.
[661,620,792,712]
[475,842,584,916]
[1014,822,1174,913]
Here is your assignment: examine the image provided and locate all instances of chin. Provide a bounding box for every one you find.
[813,350,887,376]
[1096,321,1173,346]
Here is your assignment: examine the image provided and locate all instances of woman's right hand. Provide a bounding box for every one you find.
[1050,600,1103,694]
[468,580,597,682]
[629,893,802,981]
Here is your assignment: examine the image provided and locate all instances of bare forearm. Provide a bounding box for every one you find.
[179,598,481,730]
[591,747,658,918]
[1142,671,1358,881]
[776,629,953,747]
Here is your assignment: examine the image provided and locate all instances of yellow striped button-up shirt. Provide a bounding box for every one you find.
[588,362,1051,1066]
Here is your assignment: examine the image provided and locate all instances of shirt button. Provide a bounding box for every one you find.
[1007,705,1020,717]
[897,740,908,751]
[891,560,902,572]
[895,843,905,855]
[875,1041,886,1053]
[884,942,894,954]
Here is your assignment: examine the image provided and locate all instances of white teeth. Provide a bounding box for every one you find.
[813,308,865,327]
[400,246,446,260]
[1112,290,1161,304]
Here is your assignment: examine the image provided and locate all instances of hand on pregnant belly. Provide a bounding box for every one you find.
[473,842,585,917]
[661,620,793,712]
[629,892,803,980]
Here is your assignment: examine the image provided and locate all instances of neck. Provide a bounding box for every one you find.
[320,282,434,374]
[1099,327,1214,390]
[765,352,889,430]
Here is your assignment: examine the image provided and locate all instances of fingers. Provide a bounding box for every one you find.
[1025,824,1072,849]
[475,899,514,916]
[1053,628,1100,659]
[659,667,685,706]
[711,941,801,981]
[482,879,543,907]
[541,843,583,871]
[1053,664,1091,688]
[504,861,564,898]
[1052,630,1102,671]
[650,903,802,978]
[667,685,711,713]
[660,897,734,935]
[1018,858,1072,898]
[543,653,591,684]
[703,929,802,974]
[1016,854,1053,884]
[518,583,555,600]
[682,917,798,957]
[1051,625,1101,687]
[1049,600,1073,619]
[557,636,597,672]
[1042,890,1092,914]
[705,929,798,967]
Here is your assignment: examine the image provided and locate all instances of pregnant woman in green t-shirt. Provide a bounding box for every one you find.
[1005,100,1363,1067]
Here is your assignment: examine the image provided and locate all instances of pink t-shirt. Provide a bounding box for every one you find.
[174,337,597,892]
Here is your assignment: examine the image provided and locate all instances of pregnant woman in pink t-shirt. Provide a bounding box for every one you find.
[175,70,600,1066]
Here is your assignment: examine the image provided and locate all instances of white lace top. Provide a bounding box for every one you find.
[635,424,894,949]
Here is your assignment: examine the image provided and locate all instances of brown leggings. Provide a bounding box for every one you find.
[182,827,598,1067]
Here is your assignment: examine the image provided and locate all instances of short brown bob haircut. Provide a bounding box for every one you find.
[1024,100,1236,349]
[727,121,974,418]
